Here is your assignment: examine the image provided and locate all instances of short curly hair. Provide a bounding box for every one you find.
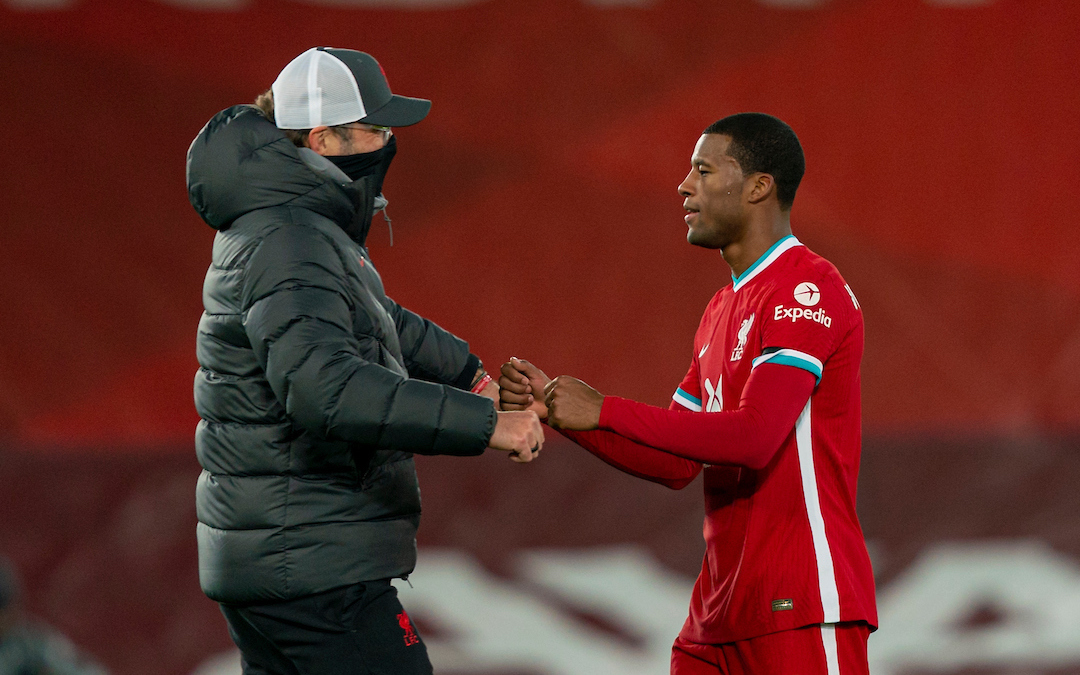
[703,113,805,210]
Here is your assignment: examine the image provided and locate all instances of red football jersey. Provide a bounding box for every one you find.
[669,235,877,644]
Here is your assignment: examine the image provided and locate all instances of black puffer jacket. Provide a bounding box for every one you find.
[186,106,496,604]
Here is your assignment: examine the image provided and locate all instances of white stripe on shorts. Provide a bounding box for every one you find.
[820,623,840,675]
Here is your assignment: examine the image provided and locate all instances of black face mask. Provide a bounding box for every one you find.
[326,135,397,184]
[330,136,398,245]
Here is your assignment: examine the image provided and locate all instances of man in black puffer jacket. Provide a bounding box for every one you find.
[186,47,544,675]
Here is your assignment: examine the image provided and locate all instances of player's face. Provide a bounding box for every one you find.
[678,134,746,249]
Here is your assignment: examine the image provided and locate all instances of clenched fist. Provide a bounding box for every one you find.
[488,410,544,462]
[498,357,551,420]
[544,376,604,431]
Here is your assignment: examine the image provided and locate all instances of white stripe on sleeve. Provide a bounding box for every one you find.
[672,388,702,412]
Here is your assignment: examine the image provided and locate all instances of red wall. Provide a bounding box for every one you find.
[2,3,1079,674]
[2,0,1078,449]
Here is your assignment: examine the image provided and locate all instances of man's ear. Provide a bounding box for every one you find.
[307,126,330,155]
[746,173,776,205]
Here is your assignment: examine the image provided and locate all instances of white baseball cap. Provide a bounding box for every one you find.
[271,47,431,130]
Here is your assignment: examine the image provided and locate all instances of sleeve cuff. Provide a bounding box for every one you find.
[672,387,702,412]
[751,348,823,384]
[452,353,482,390]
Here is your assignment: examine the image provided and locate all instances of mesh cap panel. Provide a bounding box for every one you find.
[271,47,430,130]
[272,48,367,129]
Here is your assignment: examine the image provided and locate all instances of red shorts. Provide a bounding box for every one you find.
[670,622,871,675]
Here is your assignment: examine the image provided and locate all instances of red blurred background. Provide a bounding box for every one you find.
[1,0,1078,673]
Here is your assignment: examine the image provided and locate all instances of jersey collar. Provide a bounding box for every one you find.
[731,234,802,293]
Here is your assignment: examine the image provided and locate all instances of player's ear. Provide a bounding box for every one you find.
[746,173,776,205]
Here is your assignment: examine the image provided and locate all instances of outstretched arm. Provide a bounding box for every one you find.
[559,414,703,490]
[381,297,481,389]
[499,359,700,487]
[381,298,502,407]
[239,225,541,461]
[546,363,815,470]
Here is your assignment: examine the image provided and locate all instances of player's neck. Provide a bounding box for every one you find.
[721,216,792,278]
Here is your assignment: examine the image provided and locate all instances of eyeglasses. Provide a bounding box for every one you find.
[337,122,392,142]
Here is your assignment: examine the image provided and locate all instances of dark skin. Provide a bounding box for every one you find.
[500,133,793,429]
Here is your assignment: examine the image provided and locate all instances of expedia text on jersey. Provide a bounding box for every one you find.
[773,305,832,328]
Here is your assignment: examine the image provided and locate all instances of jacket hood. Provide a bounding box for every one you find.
[186,105,360,235]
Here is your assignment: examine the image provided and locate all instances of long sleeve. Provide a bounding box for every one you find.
[559,398,704,489]
[381,296,480,388]
[599,363,816,470]
[242,224,495,455]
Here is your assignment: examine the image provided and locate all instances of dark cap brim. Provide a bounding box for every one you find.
[360,94,431,127]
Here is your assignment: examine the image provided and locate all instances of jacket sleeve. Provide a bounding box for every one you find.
[241,224,495,455]
[381,297,479,389]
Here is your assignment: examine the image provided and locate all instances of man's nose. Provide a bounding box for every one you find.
[678,172,694,197]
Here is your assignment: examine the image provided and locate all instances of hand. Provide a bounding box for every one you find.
[544,376,604,431]
[499,357,551,420]
[488,410,544,463]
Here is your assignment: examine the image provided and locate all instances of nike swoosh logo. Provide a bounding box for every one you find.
[699,344,709,358]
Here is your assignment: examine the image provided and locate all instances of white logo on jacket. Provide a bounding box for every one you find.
[730,313,755,361]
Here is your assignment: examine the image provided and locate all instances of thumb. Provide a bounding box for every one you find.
[511,357,541,378]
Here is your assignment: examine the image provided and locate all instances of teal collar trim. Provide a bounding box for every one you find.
[731,235,801,293]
